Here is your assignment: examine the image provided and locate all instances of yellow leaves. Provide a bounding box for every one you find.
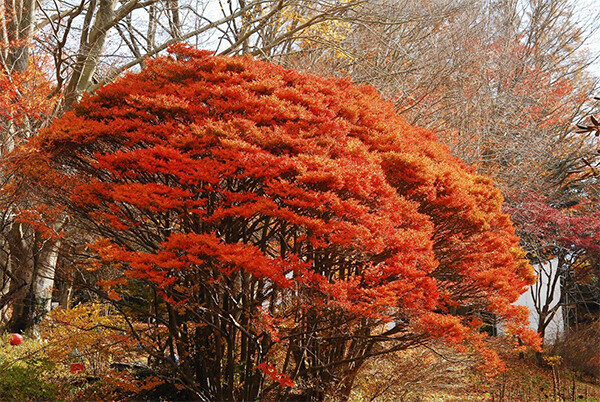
[280,4,353,59]
[543,355,563,367]
[40,303,135,376]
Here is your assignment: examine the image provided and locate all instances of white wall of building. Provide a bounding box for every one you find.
[515,258,565,343]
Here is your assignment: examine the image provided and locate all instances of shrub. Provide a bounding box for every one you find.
[13,45,537,400]
[552,320,600,379]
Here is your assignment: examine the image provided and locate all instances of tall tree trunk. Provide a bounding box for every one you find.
[34,239,60,314]
[58,279,73,308]
[63,0,117,109]
[6,223,36,332]
[2,0,36,72]
[6,223,60,333]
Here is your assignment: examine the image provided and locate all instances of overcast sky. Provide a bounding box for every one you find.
[575,0,600,76]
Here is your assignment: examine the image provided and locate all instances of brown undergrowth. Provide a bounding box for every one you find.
[351,337,600,401]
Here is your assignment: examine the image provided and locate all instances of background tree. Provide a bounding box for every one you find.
[507,191,600,342]
[0,39,61,330]
[283,0,599,197]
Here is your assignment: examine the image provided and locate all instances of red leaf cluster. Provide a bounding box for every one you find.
[256,362,294,387]
[507,191,600,256]
[14,45,537,394]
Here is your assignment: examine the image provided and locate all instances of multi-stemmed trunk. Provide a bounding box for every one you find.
[5,223,60,333]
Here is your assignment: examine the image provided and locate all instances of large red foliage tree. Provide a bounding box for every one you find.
[13,46,537,400]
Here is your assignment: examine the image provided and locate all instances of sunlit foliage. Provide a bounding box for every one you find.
[13,46,537,400]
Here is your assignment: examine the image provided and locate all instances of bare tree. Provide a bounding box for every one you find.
[284,0,600,197]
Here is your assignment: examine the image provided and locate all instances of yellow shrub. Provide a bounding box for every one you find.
[40,303,137,376]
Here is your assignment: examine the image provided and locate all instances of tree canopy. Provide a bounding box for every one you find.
[12,45,537,400]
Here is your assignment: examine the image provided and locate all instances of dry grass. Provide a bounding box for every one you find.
[350,338,600,401]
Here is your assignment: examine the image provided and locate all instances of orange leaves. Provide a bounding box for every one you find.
[127,93,191,116]
[13,204,64,240]
[14,46,538,391]
[102,182,195,213]
[417,313,469,345]
[60,50,524,312]
[94,233,298,290]
[505,323,543,353]
[0,61,57,126]
[107,289,122,301]
[97,277,127,291]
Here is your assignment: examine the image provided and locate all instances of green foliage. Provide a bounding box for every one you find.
[0,338,58,400]
[0,361,58,400]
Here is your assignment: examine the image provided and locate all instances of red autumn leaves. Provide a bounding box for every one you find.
[13,45,538,390]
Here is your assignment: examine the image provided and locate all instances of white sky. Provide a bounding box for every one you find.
[575,0,600,76]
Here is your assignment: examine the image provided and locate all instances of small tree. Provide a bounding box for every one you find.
[13,46,538,400]
[507,191,600,342]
